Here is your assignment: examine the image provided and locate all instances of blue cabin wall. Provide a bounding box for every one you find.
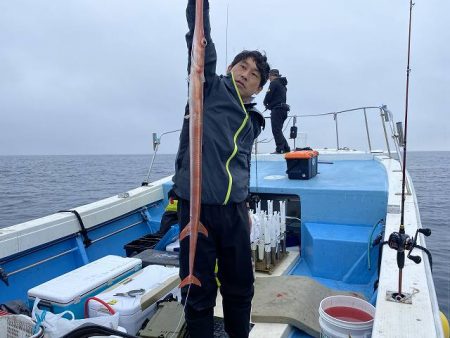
[249,157,388,300]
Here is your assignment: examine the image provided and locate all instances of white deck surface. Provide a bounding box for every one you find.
[373,156,443,337]
[214,247,300,338]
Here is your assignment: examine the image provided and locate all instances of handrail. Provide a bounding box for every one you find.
[265,105,396,154]
[261,104,410,193]
[146,106,409,192]
[142,129,181,186]
[294,105,381,118]
[281,105,385,152]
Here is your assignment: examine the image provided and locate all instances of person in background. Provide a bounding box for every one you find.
[263,69,291,154]
[172,0,270,337]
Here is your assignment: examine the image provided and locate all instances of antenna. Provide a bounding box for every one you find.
[225,4,229,70]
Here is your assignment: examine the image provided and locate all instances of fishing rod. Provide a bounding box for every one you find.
[386,0,432,302]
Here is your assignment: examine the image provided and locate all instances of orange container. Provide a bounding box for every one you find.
[284,150,319,160]
[284,150,319,179]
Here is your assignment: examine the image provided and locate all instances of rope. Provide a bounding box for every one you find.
[58,209,91,247]
[33,310,47,334]
[84,296,116,318]
[367,219,384,270]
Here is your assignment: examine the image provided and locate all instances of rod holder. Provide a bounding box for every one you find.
[152,133,160,151]
[396,122,405,147]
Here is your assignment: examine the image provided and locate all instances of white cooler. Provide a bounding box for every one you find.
[87,265,180,335]
[28,255,142,319]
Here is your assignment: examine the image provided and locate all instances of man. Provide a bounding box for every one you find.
[263,69,291,154]
[172,0,270,337]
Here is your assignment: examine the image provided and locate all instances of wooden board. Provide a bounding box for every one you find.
[251,276,364,338]
[140,275,180,310]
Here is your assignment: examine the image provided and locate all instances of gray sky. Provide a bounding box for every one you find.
[0,0,449,155]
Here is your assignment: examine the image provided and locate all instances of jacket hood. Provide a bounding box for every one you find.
[279,77,288,86]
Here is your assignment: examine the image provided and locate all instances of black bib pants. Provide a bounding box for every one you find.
[270,107,290,153]
[178,198,254,338]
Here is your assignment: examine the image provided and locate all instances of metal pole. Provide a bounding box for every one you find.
[142,129,180,185]
[363,108,372,152]
[380,108,392,157]
[225,4,229,69]
[334,113,339,150]
[144,144,159,183]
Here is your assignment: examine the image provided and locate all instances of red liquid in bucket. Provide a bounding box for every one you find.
[325,306,373,322]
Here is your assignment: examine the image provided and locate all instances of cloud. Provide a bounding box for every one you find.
[0,0,448,155]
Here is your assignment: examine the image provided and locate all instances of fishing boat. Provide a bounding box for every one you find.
[0,104,447,337]
[1,0,448,335]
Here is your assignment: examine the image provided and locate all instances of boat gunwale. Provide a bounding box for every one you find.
[0,176,173,260]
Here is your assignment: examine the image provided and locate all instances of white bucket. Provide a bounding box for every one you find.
[318,295,375,338]
[0,314,44,338]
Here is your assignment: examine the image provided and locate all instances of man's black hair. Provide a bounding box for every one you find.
[230,50,270,88]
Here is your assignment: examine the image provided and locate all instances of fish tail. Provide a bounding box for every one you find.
[179,223,191,241]
[179,274,202,288]
[179,222,208,241]
[198,222,208,237]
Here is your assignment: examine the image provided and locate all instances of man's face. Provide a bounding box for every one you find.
[228,57,263,102]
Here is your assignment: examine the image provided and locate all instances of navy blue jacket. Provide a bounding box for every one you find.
[172,0,264,205]
[263,77,288,110]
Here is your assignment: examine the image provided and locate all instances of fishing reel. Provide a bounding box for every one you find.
[407,228,433,267]
[388,227,432,267]
[388,231,412,254]
[387,227,432,301]
[388,230,412,270]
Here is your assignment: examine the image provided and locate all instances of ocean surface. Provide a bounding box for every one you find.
[0,152,448,318]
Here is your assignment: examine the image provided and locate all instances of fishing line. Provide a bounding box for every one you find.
[170,284,192,338]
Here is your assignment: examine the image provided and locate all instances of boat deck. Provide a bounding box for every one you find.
[249,155,388,225]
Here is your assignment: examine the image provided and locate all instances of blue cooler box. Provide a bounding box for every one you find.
[28,255,142,318]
